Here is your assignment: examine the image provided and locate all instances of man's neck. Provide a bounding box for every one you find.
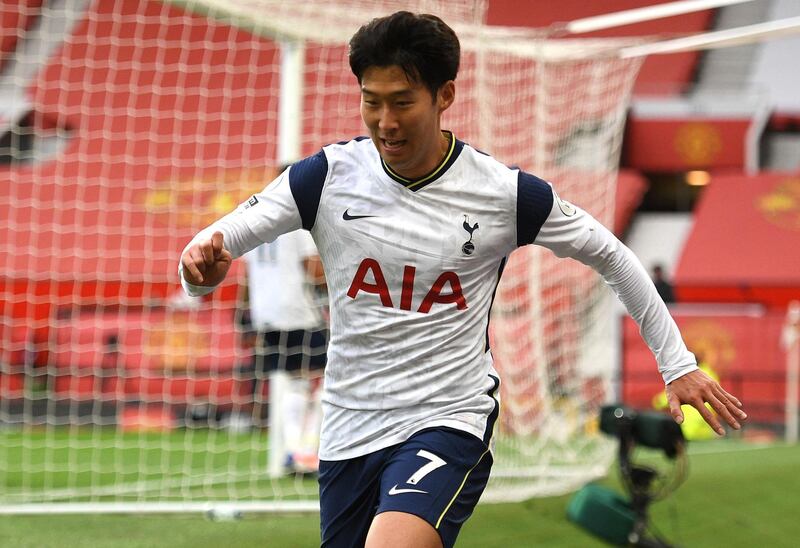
[388,131,451,180]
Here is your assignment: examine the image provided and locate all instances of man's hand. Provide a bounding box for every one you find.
[180,231,233,288]
[666,369,747,436]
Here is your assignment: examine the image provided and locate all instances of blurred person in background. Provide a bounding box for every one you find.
[242,227,328,474]
[652,264,676,304]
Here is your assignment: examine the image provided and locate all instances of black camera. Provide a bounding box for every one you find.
[568,404,687,547]
[599,404,685,459]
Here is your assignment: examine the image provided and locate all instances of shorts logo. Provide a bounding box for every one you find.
[387,450,447,496]
[461,215,479,255]
[387,485,428,496]
[244,195,259,209]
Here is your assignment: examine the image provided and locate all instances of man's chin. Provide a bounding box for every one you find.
[379,150,409,171]
[383,157,413,175]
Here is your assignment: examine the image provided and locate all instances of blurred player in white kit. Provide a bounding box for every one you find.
[244,228,327,473]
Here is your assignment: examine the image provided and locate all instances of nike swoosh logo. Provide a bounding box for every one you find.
[343,209,376,221]
[388,484,428,495]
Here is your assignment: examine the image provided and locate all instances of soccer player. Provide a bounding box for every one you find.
[243,228,327,473]
[180,11,747,548]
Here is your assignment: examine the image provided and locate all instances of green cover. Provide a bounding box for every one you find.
[567,484,636,546]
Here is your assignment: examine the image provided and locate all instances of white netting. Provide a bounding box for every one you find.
[0,0,642,512]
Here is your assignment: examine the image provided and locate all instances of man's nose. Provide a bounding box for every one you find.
[378,106,399,131]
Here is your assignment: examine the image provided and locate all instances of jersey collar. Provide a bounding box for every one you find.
[380,131,464,192]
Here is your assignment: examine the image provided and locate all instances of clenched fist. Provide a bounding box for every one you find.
[180,231,233,287]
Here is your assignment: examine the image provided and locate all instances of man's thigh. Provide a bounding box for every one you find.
[319,449,386,548]
[319,428,492,548]
[376,428,492,548]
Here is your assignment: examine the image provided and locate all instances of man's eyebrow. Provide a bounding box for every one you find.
[360,87,413,97]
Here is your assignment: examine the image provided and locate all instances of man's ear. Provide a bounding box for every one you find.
[437,80,455,112]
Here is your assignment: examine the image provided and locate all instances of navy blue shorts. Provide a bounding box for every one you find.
[254,329,327,373]
[318,427,493,548]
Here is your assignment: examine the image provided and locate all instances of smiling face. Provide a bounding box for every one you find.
[360,65,455,180]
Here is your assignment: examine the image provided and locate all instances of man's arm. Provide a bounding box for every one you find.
[178,171,300,296]
[571,219,744,434]
[527,181,746,434]
[179,152,328,296]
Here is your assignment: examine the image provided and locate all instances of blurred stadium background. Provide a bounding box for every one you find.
[1,0,799,546]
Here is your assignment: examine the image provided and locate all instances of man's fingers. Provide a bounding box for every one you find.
[666,390,684,425]
[706,392,741,431]
[713,385,748,421]
[181,253,204,283]
[688,397,725,436]
[716,385,747,417]
[211,231,225,258]
[218,247,233,264]
[188,246,205,266]
[200,240,216,265]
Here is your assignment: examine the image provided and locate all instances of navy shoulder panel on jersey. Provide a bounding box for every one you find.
[288,150,328,230]
[335,136,370,146]
[517,171,554,247]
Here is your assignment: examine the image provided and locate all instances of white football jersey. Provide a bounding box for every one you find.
[244,229,322,332]
[180,133,697,460]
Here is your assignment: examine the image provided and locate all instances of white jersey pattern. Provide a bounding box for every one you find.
[244,230,322,332]
[180,133,697,460]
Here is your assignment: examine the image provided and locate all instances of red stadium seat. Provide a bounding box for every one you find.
[0,0,43,70]
[46,308,241,405]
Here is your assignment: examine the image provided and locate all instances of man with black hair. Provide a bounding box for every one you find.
[652,264,676,304]
[180,11,746,548]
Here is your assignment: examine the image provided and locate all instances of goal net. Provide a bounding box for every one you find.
[0,0,642,512]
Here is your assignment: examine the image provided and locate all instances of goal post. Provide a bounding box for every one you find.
[563,0,757,35]
[783,301,800,445]
[0,0,649,513]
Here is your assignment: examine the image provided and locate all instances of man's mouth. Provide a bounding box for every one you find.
[381,138,406,152]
